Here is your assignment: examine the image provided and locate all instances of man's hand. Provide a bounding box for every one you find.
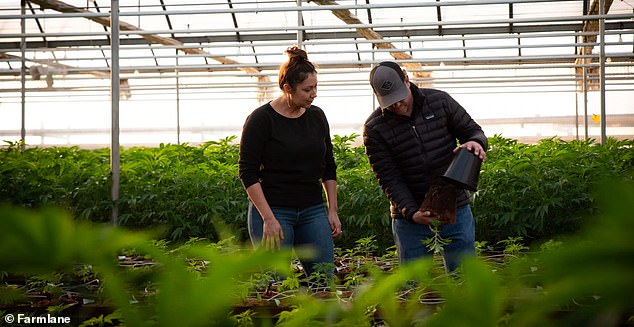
[455,140,486,161]
[412,210,437,225]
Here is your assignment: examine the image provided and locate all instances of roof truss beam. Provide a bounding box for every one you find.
[4,21,632,51]
[26,0,272,101]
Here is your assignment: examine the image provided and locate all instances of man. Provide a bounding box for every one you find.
[363,61,487,272]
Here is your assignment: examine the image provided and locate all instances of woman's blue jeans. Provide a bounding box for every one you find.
[248,202,334,278]
[392,204,476,272]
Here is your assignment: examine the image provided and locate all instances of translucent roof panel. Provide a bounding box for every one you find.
[0,0,633,146]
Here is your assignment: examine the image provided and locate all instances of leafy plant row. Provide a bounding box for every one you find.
[1,135,633,249]
[475,135,634,242]
[0,181,633,326]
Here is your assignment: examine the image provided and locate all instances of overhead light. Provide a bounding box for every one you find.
[120,79,132,100]
[46,71,54,88]
[30,65,54,87]
[30,65,43,80]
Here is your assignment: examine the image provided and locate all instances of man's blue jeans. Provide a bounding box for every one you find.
[392,204,476,272]
[248,202,334,277]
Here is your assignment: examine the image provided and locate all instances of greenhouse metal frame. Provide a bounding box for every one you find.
[1,0,633,143]
[1,0,634,223]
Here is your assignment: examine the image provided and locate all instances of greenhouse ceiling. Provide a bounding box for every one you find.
[3,0,634,77]
[0,0,633,145]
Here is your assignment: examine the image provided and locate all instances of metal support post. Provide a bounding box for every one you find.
[111,0,121,225]
[20,0,26,151]
[599,0,606,145]
[297,0,303,47]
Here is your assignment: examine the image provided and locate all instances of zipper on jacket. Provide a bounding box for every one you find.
[411,123,420,139]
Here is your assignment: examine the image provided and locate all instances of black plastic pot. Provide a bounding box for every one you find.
[442,148,482,191]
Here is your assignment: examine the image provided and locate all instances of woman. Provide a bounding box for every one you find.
[238,46,342,278]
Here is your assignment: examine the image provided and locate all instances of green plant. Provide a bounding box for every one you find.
[0,205,294,327]
[498,237,529,257]
[230,309,256,327]
[78,311,124,327]
[474,136,634,243]
[2,135,633,251]
[351,236,378,257]
[475,241,493,256]
[331,134,365,170]
[0,285,27,306]
[505,180,634,326]
[47,303,78,316]
[279,272,302,292]
[342,269,368,289]
[423,220,451,255]
[1,179,633,326]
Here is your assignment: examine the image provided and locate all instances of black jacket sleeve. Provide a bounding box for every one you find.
[363,112,419,222]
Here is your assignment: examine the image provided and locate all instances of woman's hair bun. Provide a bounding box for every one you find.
[278,45,316,90]
[285,46,308,61]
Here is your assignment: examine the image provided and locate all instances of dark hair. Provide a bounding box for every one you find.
[278,46,317,91]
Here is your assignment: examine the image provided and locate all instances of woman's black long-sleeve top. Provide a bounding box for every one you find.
[239,102,337,209]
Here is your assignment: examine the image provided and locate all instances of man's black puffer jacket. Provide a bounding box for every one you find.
[363,84,488,222]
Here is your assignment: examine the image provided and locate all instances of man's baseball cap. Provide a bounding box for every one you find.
[369,61,408,109]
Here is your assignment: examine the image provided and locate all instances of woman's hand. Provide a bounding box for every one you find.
[329,211,343,238]
[262,216,284,251]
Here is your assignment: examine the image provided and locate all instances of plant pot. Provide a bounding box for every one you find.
[442,148,482,191]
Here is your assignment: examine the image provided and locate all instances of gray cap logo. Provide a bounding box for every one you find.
[380,81,393,91]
